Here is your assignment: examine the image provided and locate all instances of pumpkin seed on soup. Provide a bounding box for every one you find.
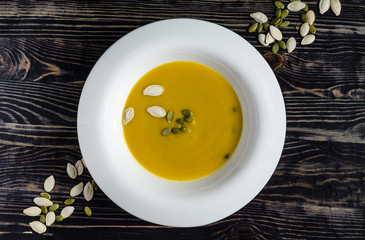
[171,128,181,134]
[181,109,192,117]
[161,128,171,136]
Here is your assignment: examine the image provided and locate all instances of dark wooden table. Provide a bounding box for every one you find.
[0,0,364,239]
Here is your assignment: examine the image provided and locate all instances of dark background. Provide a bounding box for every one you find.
[0,0,364,239]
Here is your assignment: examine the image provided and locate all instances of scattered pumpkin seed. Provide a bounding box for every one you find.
[287,1,305,12]
[171,128,181,134]
[23,206,41,216]
[309,25,317,34]
[33,197,53,207]
[81,157,87,168]
[295,25,300,30]
[263,22,270,31]
[281,9,289,19]
[41,205,48,214]
[44,175,55,192]
[271,17,282,26]
[84,206,92,217]
[66,163,77,179]
[45,211,55,226]
[39,215,46,224]
[91,179,98,191]
[272,43,279,54]
[55,215,64,222]
[147,106,166,118]
[181,109,192,117]
[40,192,51,200]
[29,221,46,234]
[176,118,184,125]
[319,0,330,14]
[143,85,164,96]
[122,107,134,125]
[184,116,193,123]
[330,0,341,16]
[167,111,173,123]
[258,33,269,46]
[275,1,285,9]
[180,126,188,132]
[287,37,297,53]
[64,198,75,205]
[257,23,263,33]
[266,32,275,44]
[75,159,84,176]
[70,182,84,197]
[270,25,283,40]
[60,206,75,219]
[161,128,171,136]
[275,8,282,18]
[303,2,309,12]
[250,12,268,23]
[279,21,290,28]
[306,10,316,25]
[301,34,316,45]
[49,204,59,212]
[300,23,310,37]
[301,13,309,23]
[248,23,258,33]
[278,40,287,49]
[83,182,94,201]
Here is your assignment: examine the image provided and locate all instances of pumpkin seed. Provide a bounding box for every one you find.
[49,204,59,212]
[122,107,134,125]
[330,0,341,16]
[257,23,263,33]
[180,126,188,132]
[272,43,279,54]
[278,40,287,49]
[281,9,289,19]
[91,179,98,190]
[70,182,84,197]
[270,25,283,41]
[171,128,181,134]
[309,25,317,34]
[266,32,275,44]
[275,1,284,9]
[279,21,290,28]
[184,116,193,123]
[29,221,46,234]
[64,198,75,205]
[81,157,87,168]
[301,34,316,45]
[34,197,53,207]
[301,13,309,23]
[271,17,282,26]
[167,111,173,123]
[41,205,48,214]
[60,206,74,219]
[66,163,77,179]
[258,33,269,46]
[287,37,297,53]
[181,109,192,117]
[45,211,55,226]
[303,2,309,11]
[40,192,51,200]
[55,215,64,222]
[287,1,305,12]
[263,22,270,31]
[250,12,268,23]
[143,85,164,96]
[248,23,258,33]
[44,175,55,192]
[84,206,92,217]
[75,160,84,176]
[275,8,282,18]
[39,215,46,224]
[84,182,94,201]
[176,118,184,125]
[23,206,41,216]
[319,0,330,14]
[147,106,166,117]
[295,25,300,30]
[306,10,315,25]
[300,23,310,37]
[161,128,171,136]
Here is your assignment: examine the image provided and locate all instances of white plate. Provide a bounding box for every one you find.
[77,19,286,227]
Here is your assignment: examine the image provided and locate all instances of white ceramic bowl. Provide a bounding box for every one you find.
[77,18,286,227]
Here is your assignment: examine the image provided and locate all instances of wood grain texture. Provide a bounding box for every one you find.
[0,0,364,239]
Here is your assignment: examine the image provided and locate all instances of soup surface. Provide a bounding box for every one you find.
[123,61,242,181]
